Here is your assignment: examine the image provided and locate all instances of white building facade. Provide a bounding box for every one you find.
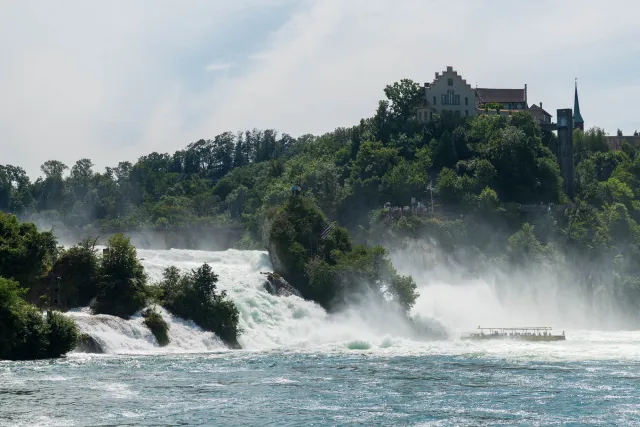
[417,66,476,122]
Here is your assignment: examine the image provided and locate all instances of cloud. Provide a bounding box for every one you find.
[1,0,639,179]
[204,62,234,72]
[195,0,640,140]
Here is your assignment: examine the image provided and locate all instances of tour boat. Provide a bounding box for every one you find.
[461,326,566,341]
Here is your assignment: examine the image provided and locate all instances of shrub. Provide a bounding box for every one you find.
[159,264,241,348]
[142,307,170,347]
[0,277,77,360]
[45,311,79,358]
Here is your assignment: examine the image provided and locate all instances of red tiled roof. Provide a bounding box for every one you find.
[475,88,526,104]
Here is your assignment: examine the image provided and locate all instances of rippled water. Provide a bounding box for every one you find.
[2,248,640,425]
[1,349,640,426]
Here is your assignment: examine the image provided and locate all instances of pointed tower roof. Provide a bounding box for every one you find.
[573,80,584,124]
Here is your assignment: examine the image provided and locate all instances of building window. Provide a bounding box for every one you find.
[433,96,436,105]
[465,110,468,117]
[442,90,460,105]
[465,97,468,106]
[448,78,453,86]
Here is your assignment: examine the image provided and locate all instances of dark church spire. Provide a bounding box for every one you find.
[573,78,584,130]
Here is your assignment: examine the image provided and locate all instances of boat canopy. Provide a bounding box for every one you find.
[476,326,552,331]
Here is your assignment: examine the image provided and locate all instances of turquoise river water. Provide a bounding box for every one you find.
[1,248,639,426]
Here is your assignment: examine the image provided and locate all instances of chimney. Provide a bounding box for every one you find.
[540,102,543,109]
[435,72,439,79]
[446,66,453,72]
[524,84,528,103]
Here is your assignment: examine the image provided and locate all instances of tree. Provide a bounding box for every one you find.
[383,79,424,124]
[191,263,219,301]
[91,234,147,318]
[0,212,57,290]
[430,131,457,169]
[482,126,562,203]
[50,237,100,310]
[159,264,240,348]
[507,223,557,265]
[0,277,77,361]
[40,160,68,180]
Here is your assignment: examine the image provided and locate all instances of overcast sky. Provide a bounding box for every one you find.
[2,0,639,178]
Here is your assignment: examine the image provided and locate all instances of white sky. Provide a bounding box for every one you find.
[2,0,639,178]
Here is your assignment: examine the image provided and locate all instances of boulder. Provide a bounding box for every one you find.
[262,272,301,298]
[75,333,105,353]
[267,242,288,277]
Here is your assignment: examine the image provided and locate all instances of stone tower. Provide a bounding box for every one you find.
[573,80,584,131]
[557,108,575,198]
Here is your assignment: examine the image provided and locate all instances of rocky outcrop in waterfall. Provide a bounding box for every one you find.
[267,241,288,277]
[262,273,302,298]
[75,333,105,353]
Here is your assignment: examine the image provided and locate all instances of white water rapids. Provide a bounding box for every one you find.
[68,248,640,361]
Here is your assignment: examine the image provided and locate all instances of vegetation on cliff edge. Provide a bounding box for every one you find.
[269,195,418,311]
[158,264,241,348]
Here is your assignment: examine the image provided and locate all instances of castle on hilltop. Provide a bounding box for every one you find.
[416,66,584,133]
[416,66,586,199]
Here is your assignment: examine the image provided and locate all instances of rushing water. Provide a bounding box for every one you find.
[1,248,640,426]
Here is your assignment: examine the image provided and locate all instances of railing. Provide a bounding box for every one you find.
[320,222,335,240]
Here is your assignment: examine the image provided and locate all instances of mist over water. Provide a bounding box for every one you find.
[389,239,633,334]
[63,244,640,362]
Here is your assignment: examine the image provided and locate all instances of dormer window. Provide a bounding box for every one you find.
[448,78,453,86]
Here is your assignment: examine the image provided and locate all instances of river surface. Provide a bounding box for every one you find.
[1,248,639,426]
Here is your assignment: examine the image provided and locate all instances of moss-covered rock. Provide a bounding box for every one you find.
[142,307,170,347]
[75,333,104,353]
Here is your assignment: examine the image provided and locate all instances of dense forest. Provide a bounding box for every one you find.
[3,78,640,324]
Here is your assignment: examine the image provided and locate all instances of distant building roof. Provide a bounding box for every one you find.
[417,99,435,111]
[529,104,552,117]
[475,88,527,105]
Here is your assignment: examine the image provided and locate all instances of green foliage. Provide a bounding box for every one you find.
[142,307,170,347]
[0,277,77,360]
[44,311,79,358]
[49,237,100,310]
[0,212,58,289]
[91,233,147,319]
[507,223,558,265]
[269,196,418,311]
[159,264,240,348]
[2,77,640,321]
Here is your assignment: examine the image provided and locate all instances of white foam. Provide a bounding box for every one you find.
[69,306,225,355]
[67,247,640,361]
